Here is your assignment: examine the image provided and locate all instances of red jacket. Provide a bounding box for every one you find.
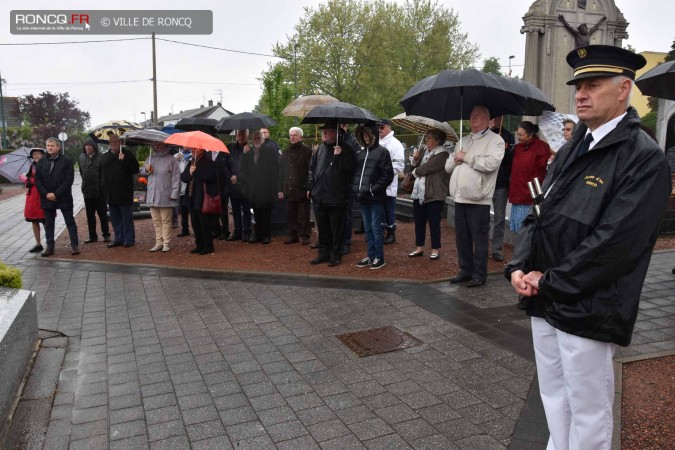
[509,136,551,204]
[24,164,45,221]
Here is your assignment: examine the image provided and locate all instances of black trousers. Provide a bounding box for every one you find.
[213,193,230,236]
[179,195,190,233]
[84,197,109,239]
[286,199,311,240]
[190,210,214,251]
[454,203,491,281]
[252,206,272,240]
[317,204,345,259]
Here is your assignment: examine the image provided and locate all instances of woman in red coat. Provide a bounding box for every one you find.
[24,148,46,253]
[509,121,552,232]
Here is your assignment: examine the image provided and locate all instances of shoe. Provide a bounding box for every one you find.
[84,237,98,244]
[242,233,251,242]
[384,229,396,245]
[29,245,44,253]
[103,235,111,243]
[301,238,310,246]
[430,252,440,261]
[177,231,190,238]
[449,274,472,284]
[309,242,319,249]
[123,243,134,248]
[190,247,203,254]
[355,257,371,268]
[283,237,299,245]
[328,258,341,267]
[150,244,163,252]
[408,250,424,258]
[41,247,55,257]
[466,279,486,287]
[226,233,241,241]
[340,245,351,256]
[107,242,123,248]
[71,246,80,256]
[248,237,261,244]
[310,256,329,265]
[198,248,214,255]
[370,258,385,270]
[354,226,365,235]
[162,245,170,252]
[492,252,504,262]
[217,233,230,241]
[172,223,179,229]
[262,237,271,244]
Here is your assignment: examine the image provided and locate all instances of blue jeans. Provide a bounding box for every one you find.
[361,202,385,261]
[109,204,135,245]
[383,196,397,229]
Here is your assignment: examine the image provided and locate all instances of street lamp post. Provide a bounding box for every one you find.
[140,112,146,127]
[508,55,515,77]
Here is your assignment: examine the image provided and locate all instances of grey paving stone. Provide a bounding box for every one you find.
[457,402,503,425]
[146,405,183,426]
[375,403,420,424]
[225,420,267,441]
[74,393,107,409]
[149,435,191,450]
[109,405,145,425]
[186,419,227,441]
[257,405,298,426]
[228,434,276,449]
[335,405,378,426]
[276,435,321,450]
[69,434,108,450]
[148,419,186,442]
[190,435,234,450]
[392,418,438,442]
[435,418,483,441]
[72,405,108,424]
[71,419,108,441]
[364,433,412,449]
[45,418,71,438]
[266,419,309,442]
[307,418,351,442]
[323,392,362,411]
[109,434,150,450]
[411,433,458,450]
[319,433,367,450]
[143,393,178,411]
[455,434,507,449]
[110,418,147,441]
[348,417,395,441]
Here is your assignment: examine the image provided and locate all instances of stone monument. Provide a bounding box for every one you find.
[521,0,629,114]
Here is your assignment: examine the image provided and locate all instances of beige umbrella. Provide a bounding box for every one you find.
[283,95,339,146]
[282,95,339,117]
[390,112,458,142]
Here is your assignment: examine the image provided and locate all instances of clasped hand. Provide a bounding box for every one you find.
[510,270,544,297]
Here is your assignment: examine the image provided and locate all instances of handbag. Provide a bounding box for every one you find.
[400,172,415,193]
[201,182,223,215]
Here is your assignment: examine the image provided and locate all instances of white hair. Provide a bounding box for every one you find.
[612,75,633,108]
[289,126,304,137]
[472,105,491,119]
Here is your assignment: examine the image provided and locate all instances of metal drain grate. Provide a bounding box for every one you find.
[336,326,423,357]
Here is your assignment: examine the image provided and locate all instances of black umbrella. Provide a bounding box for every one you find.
[300,101,379,125]
[400,69,555,121]
[175,117,219,135]
[215,112,277,132]
[636,60,675,101]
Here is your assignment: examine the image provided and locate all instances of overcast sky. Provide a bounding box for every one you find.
[1,0,673,128]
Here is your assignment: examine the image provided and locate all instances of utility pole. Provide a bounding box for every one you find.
[152,32,158,126]
[293,43,298,97]
[0,72,7,149]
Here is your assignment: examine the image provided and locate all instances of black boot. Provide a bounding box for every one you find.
[384,228,396,245]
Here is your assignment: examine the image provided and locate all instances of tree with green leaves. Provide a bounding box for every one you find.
[255,64,296,147]
[18,91,90,144]
[482,57,502,75]
[260,0,479,122]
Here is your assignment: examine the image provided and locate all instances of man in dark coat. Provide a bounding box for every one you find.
[278,127,312,245]
[79,138,110,243]
[100,134,140,248]
[307,121,355,267]
[225,129,252,241]
[35,137,79,256]
[212,150,231,240]
[352,123,393,270]
[241,130,279,244]
[506,45,672,450]
[489,115,515,262]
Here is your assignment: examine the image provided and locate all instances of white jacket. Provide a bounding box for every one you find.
[445,129,504,205]
[379,131,405,197]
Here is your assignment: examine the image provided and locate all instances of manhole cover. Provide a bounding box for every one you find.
[336,326,423,357]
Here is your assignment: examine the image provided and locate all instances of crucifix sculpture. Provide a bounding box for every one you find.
[558,14,607,48]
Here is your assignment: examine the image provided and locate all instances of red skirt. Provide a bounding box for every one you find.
[24,185,45,222]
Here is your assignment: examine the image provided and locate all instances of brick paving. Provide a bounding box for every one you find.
[2,178,674,449]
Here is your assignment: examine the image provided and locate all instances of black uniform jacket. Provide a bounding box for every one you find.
[505,108,671,346]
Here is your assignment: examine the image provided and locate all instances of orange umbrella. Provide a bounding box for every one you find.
[164,130,229,153]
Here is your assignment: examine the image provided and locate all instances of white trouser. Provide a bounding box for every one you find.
[531,317,617,450]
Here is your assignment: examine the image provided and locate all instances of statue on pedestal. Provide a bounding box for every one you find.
[558,14,607,48]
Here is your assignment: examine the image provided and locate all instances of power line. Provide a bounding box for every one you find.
[0,37,149,46]
[156,38,284,59]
